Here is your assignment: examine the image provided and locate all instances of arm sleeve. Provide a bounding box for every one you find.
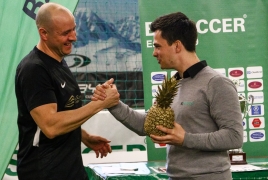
[108,101,147,136]
[183,76,244,151]
[19,63,57,111]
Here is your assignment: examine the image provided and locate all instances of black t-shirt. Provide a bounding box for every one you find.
[15,47,88,180]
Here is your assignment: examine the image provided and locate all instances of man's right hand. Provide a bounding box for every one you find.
[92,78,114,101]
[102,83,120,108]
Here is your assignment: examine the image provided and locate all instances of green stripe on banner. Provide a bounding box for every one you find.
[0,1,78,179]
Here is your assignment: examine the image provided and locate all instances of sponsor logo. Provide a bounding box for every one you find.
[247,79,263,91]
[196,16,246,34]
[145,15,246,36]
[248,104,264,116]
[246,66,263,78]
[151,72,167,84]
[78,84,95,94]
[248,92,264,103]
[254,95,264,100]
[214,68,226,76]
[229,70,243,77]
[65,54,91,68]
[228,67,244,79]
[249,117,265,129]
[251,105,262,116]
[254,96,263,102]
[248,81,262,89]
[61,82,66,88]
[247,71,262,74]
[252,118,261,128]
[152,85,161,97]
[251,132,264,139]
[152,74,165,81]
[65,95,81,108]
[181,101,194,106]
[23,0,49,20]
[154,143,167,148]
[145,16,246,47]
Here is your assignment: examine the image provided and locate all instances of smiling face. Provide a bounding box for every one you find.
[152,30,177,69]
[45,11,77,60]
[36,3,77,61]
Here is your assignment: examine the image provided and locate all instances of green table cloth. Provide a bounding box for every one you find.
[85,159,268,180]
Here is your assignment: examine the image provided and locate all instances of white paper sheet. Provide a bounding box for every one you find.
[231,164,268,172]
[88,162,150,175]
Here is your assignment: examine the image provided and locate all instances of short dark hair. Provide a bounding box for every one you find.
[150,12,197,52]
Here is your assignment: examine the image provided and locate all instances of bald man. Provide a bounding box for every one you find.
[15,3,119,180]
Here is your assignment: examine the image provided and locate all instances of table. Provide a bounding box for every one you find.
[86,161,168,180]
[85,159,268,180]
[232,158,268,179]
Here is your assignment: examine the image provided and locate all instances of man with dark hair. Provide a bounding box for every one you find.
[15,2,119,180]
[150,12,197,52]
[93,12,243,180]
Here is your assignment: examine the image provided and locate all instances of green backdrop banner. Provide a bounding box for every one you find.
[0,1,78,179]
[138,0,268,161]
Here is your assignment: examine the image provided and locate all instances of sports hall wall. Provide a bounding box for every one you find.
[1,0,268,179]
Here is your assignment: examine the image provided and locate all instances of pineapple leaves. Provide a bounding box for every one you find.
[155,76,180,109]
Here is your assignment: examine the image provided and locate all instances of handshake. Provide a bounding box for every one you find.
[91,78,120,109]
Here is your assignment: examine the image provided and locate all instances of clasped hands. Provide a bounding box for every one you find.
[93,78,120,109]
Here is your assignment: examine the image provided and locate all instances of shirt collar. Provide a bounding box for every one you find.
[174,60,207,80]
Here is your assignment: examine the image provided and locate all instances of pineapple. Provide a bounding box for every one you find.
[144,76,180,136]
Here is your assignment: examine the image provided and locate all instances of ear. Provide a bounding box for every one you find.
[39,28,48,41]
[174,40,182,53]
